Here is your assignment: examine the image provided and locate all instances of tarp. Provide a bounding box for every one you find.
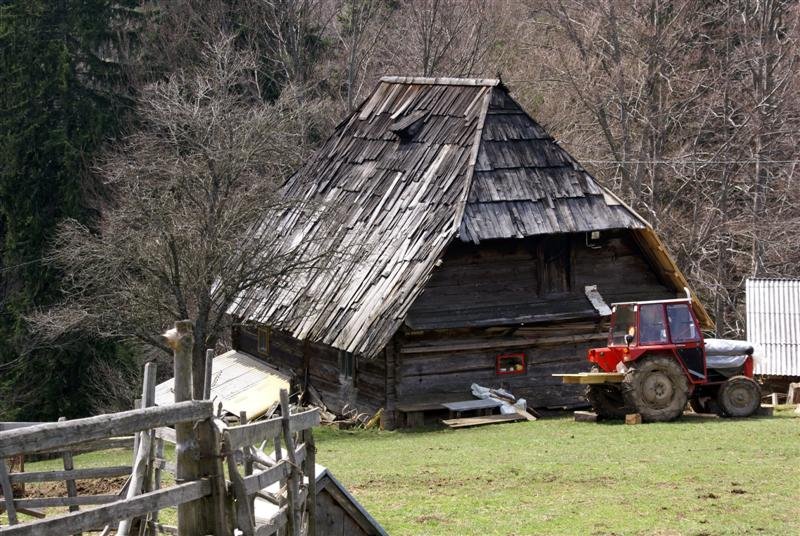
[705,338,754,357]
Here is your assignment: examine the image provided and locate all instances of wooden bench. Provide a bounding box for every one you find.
[396,398,503,427]
[442,399,502,419]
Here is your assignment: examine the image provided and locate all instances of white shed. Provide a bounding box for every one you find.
[746,278,800,376]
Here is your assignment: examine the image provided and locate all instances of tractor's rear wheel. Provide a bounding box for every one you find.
[623,354,689,422]
[586,384,630,420]
[717,376,761,418]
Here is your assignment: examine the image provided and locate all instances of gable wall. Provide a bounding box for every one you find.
[395,230,676,412]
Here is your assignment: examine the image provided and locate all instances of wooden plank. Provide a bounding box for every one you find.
[227,409,320,450]
[0,456,18,524]
[441,413,524,429]
[8,465,132,484]
[553,372,624,384]
[154,427,176,445]
[253,505,287,536]
[36,436,135,455]
[241,462,291,497]
[442,399,502,412]
[0,401,212,458]
[14,495,120,509]
[1,480,211,536]
[224,432,254,536]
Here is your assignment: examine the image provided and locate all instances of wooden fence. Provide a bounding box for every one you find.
[0,321,320,536]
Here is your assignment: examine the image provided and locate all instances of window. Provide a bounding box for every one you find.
[666,304,700,343]
[639,304,668,344]
[610,304,636,346]
[257,326,270,356]
[496,353,526,375]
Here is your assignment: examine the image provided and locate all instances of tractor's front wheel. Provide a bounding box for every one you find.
[717,376,761,417]
[623,354,689,422]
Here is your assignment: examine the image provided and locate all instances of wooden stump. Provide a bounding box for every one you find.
[787,383,800,404]
[625,413,642,425]
[574,411,597,423]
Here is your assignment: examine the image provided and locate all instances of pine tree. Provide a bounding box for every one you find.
[0,1,138,419]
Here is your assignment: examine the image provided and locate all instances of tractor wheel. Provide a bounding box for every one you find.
[586,384,630,420]
[622,354,689,422]
[717,376,761,418]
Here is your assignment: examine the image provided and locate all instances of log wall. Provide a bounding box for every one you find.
[396,230,677,410]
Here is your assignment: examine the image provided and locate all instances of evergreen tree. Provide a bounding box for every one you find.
[0,1,138,419]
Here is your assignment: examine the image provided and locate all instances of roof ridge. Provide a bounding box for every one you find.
[380,76,500,87]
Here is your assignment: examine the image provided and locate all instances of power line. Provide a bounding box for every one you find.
[581,160,800,164]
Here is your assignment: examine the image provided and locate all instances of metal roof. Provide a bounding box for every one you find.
[154,350,290,419]
[746,278,800,376]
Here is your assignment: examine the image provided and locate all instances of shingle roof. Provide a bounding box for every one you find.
[229,77,690,357]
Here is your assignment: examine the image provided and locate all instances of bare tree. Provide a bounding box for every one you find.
[333,0,391,112]
[32,36,341,396]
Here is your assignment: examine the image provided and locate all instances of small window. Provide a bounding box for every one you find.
[496,353,526,375]
[339,351,355,380]
[639,304,668,344]
[257,326,270,356]
[667,304,700,343]
[610,304,636,346]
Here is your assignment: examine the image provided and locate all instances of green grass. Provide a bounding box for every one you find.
[315,408,800,536]
[4,409,799,535]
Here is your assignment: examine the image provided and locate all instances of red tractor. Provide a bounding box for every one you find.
[565,295,761,422]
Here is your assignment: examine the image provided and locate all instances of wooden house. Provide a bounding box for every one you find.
[229,76,711,428]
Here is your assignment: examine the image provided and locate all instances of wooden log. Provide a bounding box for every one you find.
[0,456,18,525]
[574,411,598,423]
[441,414,524,429]
[0,402,211,459]
[203,349,214,401]
[224,432,254,536]
[303,429,317,536]
[152,438,164,526]
[118,362,157,536]
[14,495,120,509]
[8,466,132,484]
[625,413,642,425]
[167,319,210,536]
[1,480,211,536]
[280,390,301,536]
[226,409,320,451]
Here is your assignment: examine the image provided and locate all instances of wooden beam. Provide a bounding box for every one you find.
[0,456,18,524]
[0,480,211,536]
[14,495,120,509]
[0,401,212,459]
[8,465,132,484]
[553,372,624,384]
[400,332,607,354]
[227,409,320,451]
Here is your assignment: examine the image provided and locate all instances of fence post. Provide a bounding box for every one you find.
[280,389,302,536]
[117,362,157,536]
[304,428,317,536]
[58,417,81,536]
[167,320,209,536]
[203,349,214,401]
[0,456,18,525]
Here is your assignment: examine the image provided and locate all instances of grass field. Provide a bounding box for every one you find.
[314,408,800,536]
[4,408,799,535]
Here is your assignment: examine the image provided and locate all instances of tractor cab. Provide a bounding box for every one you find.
[555,294,760,422]
[590,299,707,382]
